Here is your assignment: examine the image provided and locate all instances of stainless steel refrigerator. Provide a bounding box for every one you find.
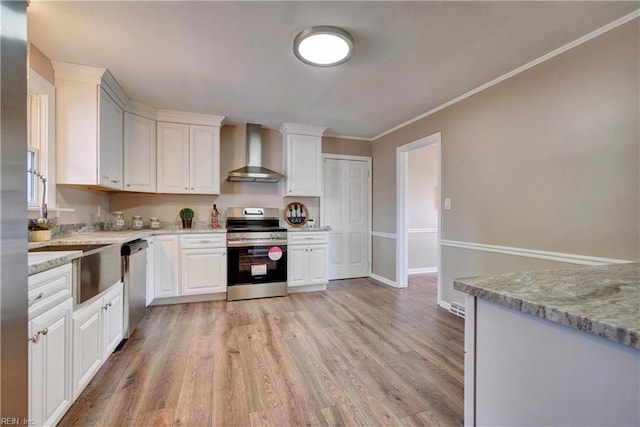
[1,0,29,421]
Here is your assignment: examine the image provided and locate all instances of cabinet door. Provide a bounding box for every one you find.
[29,298,72,427]
[308,244,329,285]
[154,235,180,298]
[110,100,124,190]
[287,245,309,287]
[98,87,113,187]
[124,112,157,192]
[285,134,321,196]
[145,237,155,306]
[102,282,124,359]
[98,88,123,190]
[180,247,227,295]
[72,298,103,400]
[190,125,220,194]
[157,122,190,193]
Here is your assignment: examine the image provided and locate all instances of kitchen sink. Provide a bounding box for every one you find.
[31,243,122,303]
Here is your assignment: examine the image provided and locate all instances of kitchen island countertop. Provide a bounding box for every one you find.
[454,262,639,349]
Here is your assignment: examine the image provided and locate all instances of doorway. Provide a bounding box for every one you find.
[396,132,442,304]
[322,154,372,280]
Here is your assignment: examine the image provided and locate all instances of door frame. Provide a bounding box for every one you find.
[321,153,373,278]
[396,132,442,302]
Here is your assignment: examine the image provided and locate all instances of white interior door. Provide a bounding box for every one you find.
[323,156,371,280]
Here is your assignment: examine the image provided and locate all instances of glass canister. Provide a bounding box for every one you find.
[112,211,125,231]
[150,217,161,229]
[132,215,143,230]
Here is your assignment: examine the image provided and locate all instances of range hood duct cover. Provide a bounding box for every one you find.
[227,123,285,183]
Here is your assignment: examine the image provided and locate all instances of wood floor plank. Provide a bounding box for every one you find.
[59,274,464,426]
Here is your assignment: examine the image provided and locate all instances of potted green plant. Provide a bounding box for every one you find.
[179,207,194,229]
[28,218,56,242]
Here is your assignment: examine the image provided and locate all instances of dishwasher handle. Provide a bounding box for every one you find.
[121,239,149,256]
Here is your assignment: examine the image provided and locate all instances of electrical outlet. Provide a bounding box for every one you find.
[444,198,451,210]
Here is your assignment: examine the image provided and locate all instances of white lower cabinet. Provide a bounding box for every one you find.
[287,232,329,288]
[154,234,180,298]
[29,298,73,427]
[145,237,155,306]
[28,263,73,427]
[72,281,123,400]
[152,233,227,301]
[72,298,102,400]
[181,248,227,295]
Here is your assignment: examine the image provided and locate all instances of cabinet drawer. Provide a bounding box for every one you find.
[29,263,73,319]
[180,233,226,248]
[288,232,328,245]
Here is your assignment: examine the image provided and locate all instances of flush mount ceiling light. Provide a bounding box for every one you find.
[293,26,354,67]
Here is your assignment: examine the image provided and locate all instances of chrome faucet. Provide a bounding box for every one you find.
[27,168,47,220]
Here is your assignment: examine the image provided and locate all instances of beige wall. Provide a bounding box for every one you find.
[372,20,639,302]
[55,186,110,225]
[323,136,372,157]
[407,143,438,270]
[28,43,54,84]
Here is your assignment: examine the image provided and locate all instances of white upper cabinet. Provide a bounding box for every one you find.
[156,110,224,195]
[280,123,326,197]
[52,61,128,190]
[124,111,157,192]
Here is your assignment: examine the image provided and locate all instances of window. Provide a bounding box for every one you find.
[26,69,56,212]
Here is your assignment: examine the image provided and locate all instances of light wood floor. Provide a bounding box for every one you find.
[59,275,464,426]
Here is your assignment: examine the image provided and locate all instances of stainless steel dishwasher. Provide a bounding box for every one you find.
[121,239,148,338]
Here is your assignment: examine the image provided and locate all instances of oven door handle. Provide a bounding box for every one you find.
[227,239,287,247]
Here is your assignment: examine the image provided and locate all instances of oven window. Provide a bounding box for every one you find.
[228,245,287,285]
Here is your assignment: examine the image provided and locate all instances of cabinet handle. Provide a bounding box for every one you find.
[184,187,188,190]
[191,187,194,190]
[27,327,49,343]
[111,180,118,184]
[223,252,226,256]
[304,237,314,240]
[199,240,211,243]
[126,184,131,187]
[30,292,44,303]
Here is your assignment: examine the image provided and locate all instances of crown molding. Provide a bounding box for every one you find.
[323,133,373,142]
[279,122,326,136]
[156,109,225,127]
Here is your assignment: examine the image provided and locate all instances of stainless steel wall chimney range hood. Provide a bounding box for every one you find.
[227,123,285,183]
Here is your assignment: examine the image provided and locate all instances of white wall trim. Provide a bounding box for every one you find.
[397,133,442,296]
[408,267,438,275]
[441,239,632,266]
[408,228,438,234]
[323,133,372,142]
[371,231,396,239]
[373,9,640,141]
[369,273,398,288]
[322,153,371,162]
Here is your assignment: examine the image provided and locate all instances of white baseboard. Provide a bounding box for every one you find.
[150,292,226,305]
[369,273,397,288]
[288,283,327,294]
[408,267,438,275]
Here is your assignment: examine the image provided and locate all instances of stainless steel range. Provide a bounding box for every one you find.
[226,207,287,301]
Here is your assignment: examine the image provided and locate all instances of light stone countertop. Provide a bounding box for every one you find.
[28,251,82,275]
[286,227,331,232]
[28,228,227,250]
[454,262,640,349]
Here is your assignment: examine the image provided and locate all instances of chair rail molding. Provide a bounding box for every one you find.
[441,240,632,266]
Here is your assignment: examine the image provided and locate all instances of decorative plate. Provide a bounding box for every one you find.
[284,202,308,227]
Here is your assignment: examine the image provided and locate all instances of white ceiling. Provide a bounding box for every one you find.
[27,1,638,140]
